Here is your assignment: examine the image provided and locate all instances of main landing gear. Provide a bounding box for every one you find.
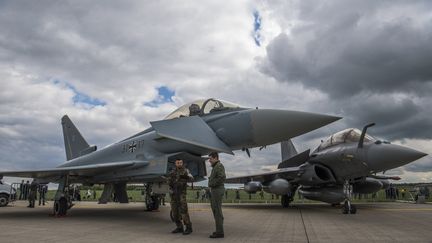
[144,183,160,211]
[281,195,292,208]
[281,188,296,208]
[342,180,356,214]
[53,197,69,216]
[53,176,73,217]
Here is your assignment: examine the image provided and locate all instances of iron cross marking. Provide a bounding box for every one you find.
[128,141,137,153]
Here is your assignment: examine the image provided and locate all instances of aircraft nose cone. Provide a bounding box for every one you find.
[250,109,341,146]
[367,143,427,172]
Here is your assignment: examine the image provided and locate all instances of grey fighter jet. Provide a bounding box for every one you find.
[226,123,427,214]
[0,98,340,216]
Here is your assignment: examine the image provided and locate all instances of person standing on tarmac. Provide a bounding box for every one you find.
[168,158,194,235]
[23,180,30,200]
[208,152,226,239]
[27,180,38,208]
[19,180,24,200]
[38,184,47,206]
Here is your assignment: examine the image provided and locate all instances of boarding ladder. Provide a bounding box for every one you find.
[8,183,20,205]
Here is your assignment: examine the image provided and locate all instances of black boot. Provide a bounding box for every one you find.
[209,232,224,238]
[183,225,193,235]
[171,227,183,234]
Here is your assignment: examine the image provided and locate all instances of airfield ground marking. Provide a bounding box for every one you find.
[367,208,432,211]
[296,206,310,243]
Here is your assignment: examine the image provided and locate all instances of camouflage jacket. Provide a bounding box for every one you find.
[208,161,226,188]
[167,167,193,194]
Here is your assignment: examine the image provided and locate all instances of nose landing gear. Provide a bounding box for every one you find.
[342,180,356,214]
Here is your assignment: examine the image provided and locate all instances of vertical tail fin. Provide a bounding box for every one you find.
[61,115,90,161]
[278,140,310,168]
[281,140,298,161]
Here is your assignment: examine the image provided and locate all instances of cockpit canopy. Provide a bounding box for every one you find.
[164,98,242,120]
[315,128,376,151]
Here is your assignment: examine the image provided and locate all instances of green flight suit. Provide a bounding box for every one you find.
[208,160,226,234]
[168,167,193,229]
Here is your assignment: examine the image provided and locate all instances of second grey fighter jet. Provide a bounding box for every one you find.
[0,98,340,216]
[226,123,427,214]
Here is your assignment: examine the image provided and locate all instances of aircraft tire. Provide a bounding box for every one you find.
[281,195,290,208]
[0,194,9,207]
[146,196,160,211]
[342,206,349,214]
[342,201,353,214]
[349,204,357,214]
[54,197,68,216]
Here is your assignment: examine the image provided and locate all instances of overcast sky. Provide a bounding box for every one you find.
[1,0,431,183]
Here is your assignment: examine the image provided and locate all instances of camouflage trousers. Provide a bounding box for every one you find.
[170,192,192,228]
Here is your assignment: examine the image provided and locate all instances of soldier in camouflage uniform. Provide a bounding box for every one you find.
[208,152,226,238]
[168,158,194,235]
[27,180,38,208]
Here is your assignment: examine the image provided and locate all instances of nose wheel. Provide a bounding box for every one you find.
[342,180,356,214]
[342,200,357,214]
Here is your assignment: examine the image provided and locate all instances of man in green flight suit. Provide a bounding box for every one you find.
[168,158,194,235]
[208,152,226,238]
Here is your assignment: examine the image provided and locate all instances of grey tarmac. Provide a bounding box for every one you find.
[1,201,431,243]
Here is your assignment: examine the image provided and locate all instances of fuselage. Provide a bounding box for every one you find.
[56,100,340,184]
[309,139,426,183]
[239,126,427,205]
[297,128,426,204]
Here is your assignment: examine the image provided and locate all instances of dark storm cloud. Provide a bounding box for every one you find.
[331,94,432,140]
[291,92,432,142]
[259,0,432,140]
[261,0,432,97]
[263,29,432,97]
